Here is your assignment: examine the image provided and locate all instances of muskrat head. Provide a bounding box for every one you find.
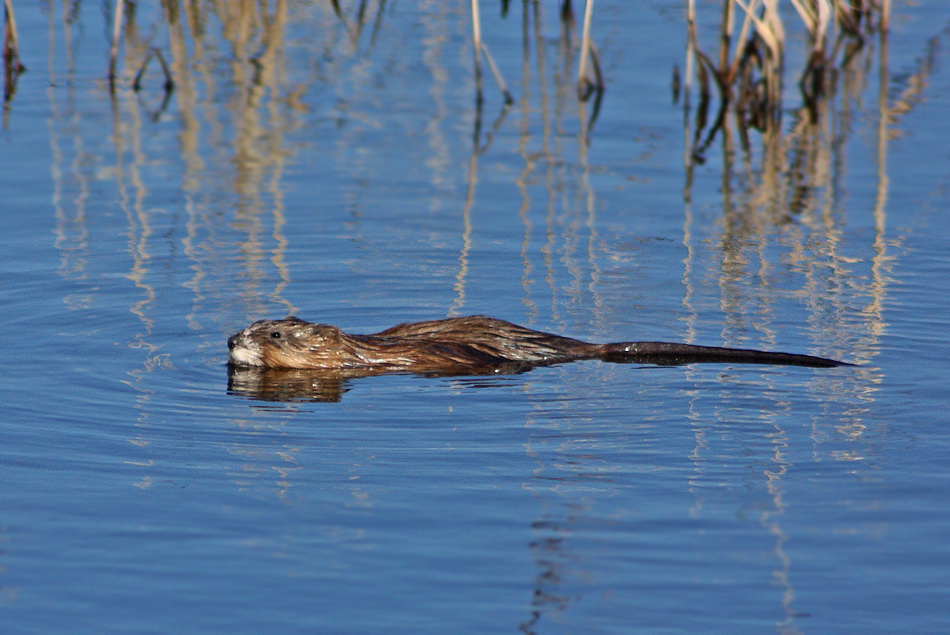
[228,317,345,369]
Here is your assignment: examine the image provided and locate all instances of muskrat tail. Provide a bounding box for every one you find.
[594,342,852,368]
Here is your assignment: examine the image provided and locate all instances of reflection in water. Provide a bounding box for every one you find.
[228,365,355,403]
[519,528,572,635]
[227,352,848,403]
[227,363,536,403]
[760,421,800,633]
[683,361,885,632]
[519,373,620,633]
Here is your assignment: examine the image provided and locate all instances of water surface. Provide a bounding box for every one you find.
[2,1,950,632]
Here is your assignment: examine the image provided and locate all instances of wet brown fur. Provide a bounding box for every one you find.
[228,315,849,370]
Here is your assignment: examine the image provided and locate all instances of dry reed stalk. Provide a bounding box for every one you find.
[685,0,890,147]
[735,0,784,57]
[717,0,733,78]
[108,0,124,89]
[577,0,594,91]
[735,0,785,127]
[471,0,484,103]
[684,0,696,102]
[568,0,602,101]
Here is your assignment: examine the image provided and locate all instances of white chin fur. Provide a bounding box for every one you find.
[229,345,263,366]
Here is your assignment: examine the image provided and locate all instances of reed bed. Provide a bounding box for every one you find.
[682,0,891,158]
[26,0,922,370]
[7,1,892,138]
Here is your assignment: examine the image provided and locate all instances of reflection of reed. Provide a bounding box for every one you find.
[49,10,90,305]
[519,402,587,634]
[680,20,901,376]
[330,0,388,49]
[449,152,475,317]
[516,2,542,324]
[49,2,613,335]
[760,416,798,631]
[676,11,902,624]
[47,1,318,492]
[108,74,164,491]
[463,3,604,333]
[869,30,890,352]
[169,1,299,319]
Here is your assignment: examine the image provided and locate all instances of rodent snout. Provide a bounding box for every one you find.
[228,334,238,350]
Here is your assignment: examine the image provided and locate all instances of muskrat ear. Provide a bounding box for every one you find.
[301,323,342,343]
[284,315,306,323]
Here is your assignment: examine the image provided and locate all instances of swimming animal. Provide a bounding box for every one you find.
[227,315,849,371]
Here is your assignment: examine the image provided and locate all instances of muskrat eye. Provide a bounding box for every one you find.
[270,331,282,339]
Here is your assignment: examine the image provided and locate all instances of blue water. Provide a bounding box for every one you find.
[3,1,950,633]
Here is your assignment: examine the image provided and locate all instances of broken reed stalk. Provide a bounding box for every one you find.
[133,47,174,93]
[471,0,484,103]
[470,0,513,105]
[3,0,21,69]
[3,0,25,105]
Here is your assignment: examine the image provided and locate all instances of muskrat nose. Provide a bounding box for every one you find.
[228,335,238,350]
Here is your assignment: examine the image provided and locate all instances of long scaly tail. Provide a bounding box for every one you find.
[595,341,851,368]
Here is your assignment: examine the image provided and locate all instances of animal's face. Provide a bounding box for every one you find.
[227,317,342,368]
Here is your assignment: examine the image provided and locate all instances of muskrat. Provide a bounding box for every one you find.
[227,315,850,371]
